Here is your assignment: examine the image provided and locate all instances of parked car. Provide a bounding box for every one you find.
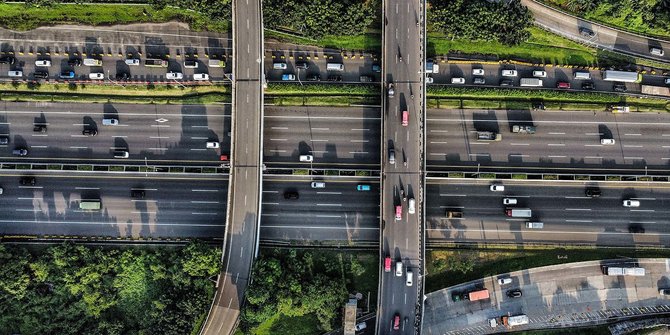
[472,68,485,76]
[59,71,75,79]
[166,72,183,80]
[501,69,518,77]
[0,56,15,64]
[131,190,146,198]
[585,187,601,198]
[89,72,104,80]
[7,70,22,78]
[473,77,486,85]
[503,198,517,205]
[35,60,51,67]
[82,129,98,136]
[357,184,371,191]
[532,70,547,78]
[582,82,595,90]
[451,77,465,84]
[327,75,342,81]
[556,81,571,89]
[125,59,141,66]
[67,58,82,66]
[388,83,395,97]
[12,148,28,156]
[601,138,615,145]
[498,277,513,285]
[299,155,313,162]
[613,83,627,92]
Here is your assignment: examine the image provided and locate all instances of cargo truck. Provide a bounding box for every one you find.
[445,210,463,219]
[512,125,536,134]
[426,60,439,74]
[519,78,543,87]
[144,59,168,67]
[477,131,502,141]
[505,208,532,218]
[451,288,489,302]
[602,266,645,276]
[502,314,529,328]
[641,85,670,97]
[602,70,641,83]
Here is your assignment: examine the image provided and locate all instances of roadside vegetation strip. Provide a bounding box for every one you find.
[0,3,227,32]
[266,82,378,96]
[424,247,670,293]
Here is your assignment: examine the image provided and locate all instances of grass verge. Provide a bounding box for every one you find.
[265,30,381,53]
[0,3,228,32]
[425,247,670,293]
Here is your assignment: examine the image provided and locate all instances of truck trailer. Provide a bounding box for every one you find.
[502,314,529,328]
[451,288,489,302]
[426,60,440,74]
[602,266,645,276]
[477,131,502,141]
[144,59,168,67]
[641,85,670,97]
[506,208,532,218]
[512,125,536,134]
[602,70,641,83]
[519,78,543,87]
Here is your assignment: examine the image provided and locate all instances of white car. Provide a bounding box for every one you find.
[193,73,210,81]
[395,261,403,277]
[501,69,518,77]
[7,70,22,78]
[532,70,547,78]
[665,78,670,85]
[503,198,517,205]
[490,184,505,192]
[408,198,416,214]
[311,182,326,188]
[451,77,465,84]
[125,59,140,66]
[89,72,104,80]
[601,138,615,145]
[623,199,640,207]
[35,60,51,67]
[206,141,220,149]
[425,76,434,84]
[472,68,485,76]
[273,62,287,70]
[497,277,512,285]
[166,72,183,80]
[299,155,313,162]
[406,270,413,286]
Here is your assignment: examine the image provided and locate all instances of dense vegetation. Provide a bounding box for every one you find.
[429,0,533,45]
[262,0,379,40]
[0,242,220,335]
[241,249,377,334]
[546,0,670,38]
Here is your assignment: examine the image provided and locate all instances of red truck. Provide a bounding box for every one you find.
[451,288,489,302]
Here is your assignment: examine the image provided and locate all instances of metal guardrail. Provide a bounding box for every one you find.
[426,171,670,183]
[0,162,228,174]
[264,167,380,177]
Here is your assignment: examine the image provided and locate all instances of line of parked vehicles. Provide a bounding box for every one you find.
[0,55,219,81]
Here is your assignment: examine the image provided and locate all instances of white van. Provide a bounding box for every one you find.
[311,181,325,188]
[395,261,403,277]
[326,63,344,71]
[573,71,591,80]
[526,222,544,229]
[299,155,313,162]
[408,198,416,214]
[501,69,517,77]
[83,58,102,66]
[102,118,119,126]
[7,70,22,78]
[272,62,287,70]
[406,270,413,286]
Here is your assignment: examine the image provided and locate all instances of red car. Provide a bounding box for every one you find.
[556,81,571,89]
[393,313,400,330]
[395,205,402,221]
[401,110,409,126]
[384,257,392,272]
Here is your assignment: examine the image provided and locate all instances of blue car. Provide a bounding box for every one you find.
[59,71,75,79]
[357,184,371,191]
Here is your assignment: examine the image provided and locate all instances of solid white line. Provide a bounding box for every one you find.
[584,144,602,147]
[264,202,279,205]
[430,141,448,144]
[312,128,330,131]
[189,148,206,151]
[149,136,170,139]
[191,201,219,204]
[623,145,643,148]
[547,143,565,146]
[271,127,288,130]
[351,140,369,143]
[269,138,287,141]
[69,146,88,149]
[261,225,379,230]
[566,219,593,223]
[565,196,588,199]
[624,157,644,160]
[317,192,342,195]
[75,187,100,190]
[470,142,490,145]
[635,198,656,200]
[17,197,39,200]
[630,209,655,212]
[565,208,592,211]
[440,194,467,197]
[548,155,567,158]
[584,132,602,136]
[30,145,48,148]
[19,186,43,189]
[584,156,603,159]
[316,215,342,218]
[316,203,342,206]
[192,189,219,192]
[191,212,218,215]
[548,132,566,135]
[16,209,40,212]
[351,128,369,131]
[624,133,641,136]
[510,143,529,146]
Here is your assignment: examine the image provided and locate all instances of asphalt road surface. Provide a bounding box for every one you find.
[378,0,425,333]
[426,179,670,247]
[264,106,381,169]
[0,101,230,165]
[424,258,670,335]
[199,0,263,334]
[0,171,227,238]
[0,22,232,82]
[259,177,380,243]
[521,0,670,64]
[427,108,670,173]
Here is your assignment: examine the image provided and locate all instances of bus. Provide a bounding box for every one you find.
[79,200,101,210]
[602,266,645,276]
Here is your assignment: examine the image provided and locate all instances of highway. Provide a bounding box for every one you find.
[263,106,381,168]
[259,177,380,243]
[0,101,229,165]
[199,0,263,334]
[521,0,670,64]
[424,258,670,335]
[378,0,425,333]
[0,22,232,82]
[427,108,670,172]
[0,171,227,238]
[265,52,380,83]
[426,179,670,247]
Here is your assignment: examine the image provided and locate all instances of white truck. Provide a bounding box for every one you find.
[506,208,532,218]
[426,59,439,74]
[502,314,529,328]
[477,131,502,141]
[512,125,536,134]
[519,78,543,87]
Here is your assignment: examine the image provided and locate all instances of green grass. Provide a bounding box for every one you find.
[515,326,611,335]
[265,30,381,53]
[425,247,670,293]
[0,3,228,32]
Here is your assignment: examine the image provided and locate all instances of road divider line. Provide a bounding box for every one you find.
[317,192,342,195]
[623,145,643,148]
[439,194,466,197]
[17,197,39,200]
[547,155,566,158]
[316,215,342,218]
[630,209,655,212]
[15,209,40,212]
[271,127,288,130]
[261,190,278,193]
[565,196,588,199]
[547,143,565,146]
[269,138,287,141]
[565,208,592,211]
[316,203,342,206]
[548,132,566,135]
[150,136,170,139]
[191,201,219,204]
[192,189,219,192]
[75,187,100,190]
[624,157,644,160]
[351,140,369,143]
[261,225,379,230]
[191,212,217,215]
[264,202,279,205]
[510,143,530,146]
[31,145,48,148]
[565,219,593,223]
[261,213,278,217]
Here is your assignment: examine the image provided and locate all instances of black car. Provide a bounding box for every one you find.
[295,61,309,70]
[307,74,321,81]
[82,129,98,136]
[359,75,373,82]
[12,148,28,156]
[0,136,8,145]
[506,289,523,298]
[68,58,82,66]
[283,191,299,200]
[579,27,595,38]
[0,56,15,64]
[629,225,645,234]
[327,75,342,82]
[20,176,36,186]
[33,125,47,133]
[613,83,627,92]
[585,188,601,198]
[33,71,49,79]
[116,72,130,81]
[131,190,146,198]
[581,82,595,90]
[659,288,670,295]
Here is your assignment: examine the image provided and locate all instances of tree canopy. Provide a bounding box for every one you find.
[429,0,533,45]
[0,242,220,335]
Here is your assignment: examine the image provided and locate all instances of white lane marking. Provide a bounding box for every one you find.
[624,157,644,160]
[624,133,641,136]
[191,212,218,215]
[132,211,157,214]
[548,132,566,135]
[16,209,41,212]
[192,189,219,192]
[30,145,48,148]
[75,187,99,190]
[191,137,208,140]
[440,194,466,197]
[312,128,330,131]
[623,145,643,148]
[351,128,369,131]
[430,141,448,144]
[191,201,220,204]
[510,143,529,146]
[584,144,602,147]
[264,202,279,205]
[269,138,287,141]
[189,148,206,151]
[565,196,588,199]
[584,132,602,136]
[316,203,342,206]
[69,146,88,149]
[547,143,565,146]
[317,192,342,195]
[584,156,603,159]
[630,209,655,212]
[271,127,288,130]
[316,215,342,218]
[351,140,369,143]
[548,155,567,158]
[565,208,592,211]
[150,136,170,139]
[566,219,593,223]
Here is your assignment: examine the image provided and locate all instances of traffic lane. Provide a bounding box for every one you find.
[260,179,379,241]
[0,173,228,238]
[427,108,670,168]
[0,22,232,81]
[425,180,670,246]
[424,259,670,335]
[264,54,380,83]
[430,61,668,92]
[0,102,230,163]
[521,0,669,63]
[263,106,381,166]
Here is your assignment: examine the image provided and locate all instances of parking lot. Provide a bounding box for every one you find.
[0,22,232,83]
